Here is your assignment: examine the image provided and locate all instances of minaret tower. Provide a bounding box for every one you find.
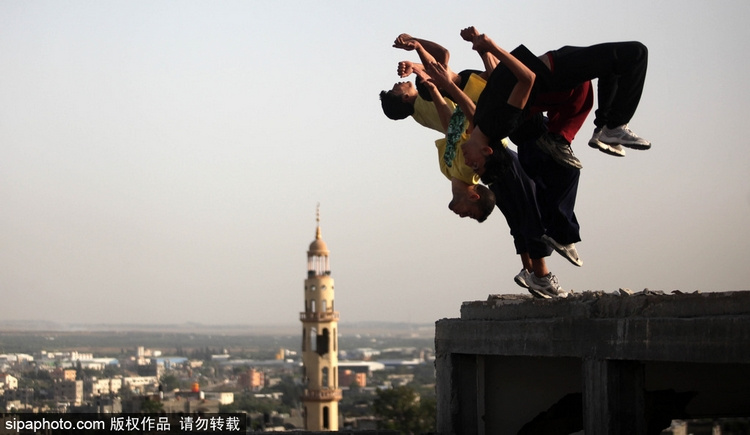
[300,206,341,431]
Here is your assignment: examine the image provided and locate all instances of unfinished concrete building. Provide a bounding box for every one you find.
[435,290,750,434]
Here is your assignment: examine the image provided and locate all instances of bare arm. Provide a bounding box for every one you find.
[394,33,450,65]
[414,68,453,131]
[470,31,535,109]
[460,26,498,78]
[397,60,425,79]
[426,61,476,125]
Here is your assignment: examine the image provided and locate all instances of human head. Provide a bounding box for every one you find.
[479,145,512,185]
[379,82,416,120]
[448,184,496,223]
[461,128,493,176]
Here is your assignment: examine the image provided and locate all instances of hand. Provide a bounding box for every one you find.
[397,61,414,78]
[420,76,438,94]
[413,66,431,83]
[425,61,451,88]
[460,26,479,42]
[472,34,494,54]
[393,33,418,51]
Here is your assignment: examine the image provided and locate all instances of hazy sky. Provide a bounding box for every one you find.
[2,1,749,327]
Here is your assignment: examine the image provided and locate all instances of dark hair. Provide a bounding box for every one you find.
[415,78,434,102]
[379,90,414,120]
[417,69,481,102]
[474,184,496,223]
[479,143,512,185]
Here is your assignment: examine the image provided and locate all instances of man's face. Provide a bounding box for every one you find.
[449,197,482,221]
[461,135,488,176]
[390,81,413,98]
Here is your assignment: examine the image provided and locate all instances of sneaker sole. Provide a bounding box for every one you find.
[599,138,651,151]
[542,235,583,267]
[527,287,550,299]
[528,285,568,299]
[514,275,530,289]
[588,140,626,157]
[619,142,651,150]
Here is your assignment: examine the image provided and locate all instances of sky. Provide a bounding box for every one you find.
[1,1,749,327]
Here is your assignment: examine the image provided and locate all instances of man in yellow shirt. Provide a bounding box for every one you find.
[380,32,567,298]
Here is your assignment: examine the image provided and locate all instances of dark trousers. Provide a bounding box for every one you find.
[547,41,648,129]
[517,139,581,245]
[532,81,594,144]
[490,149,552,259]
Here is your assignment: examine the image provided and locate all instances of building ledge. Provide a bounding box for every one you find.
[436,290,750,364]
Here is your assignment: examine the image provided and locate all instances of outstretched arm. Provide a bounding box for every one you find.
[460,26,498,77]
[426,61,476,125]
[470,31,535,109]
[394,33,450,65]
[397,60,426,79]
[414,68,453,131]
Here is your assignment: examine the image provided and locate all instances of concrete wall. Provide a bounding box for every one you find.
[435,291,750,435]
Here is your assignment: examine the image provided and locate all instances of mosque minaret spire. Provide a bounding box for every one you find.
[300,204,341,430]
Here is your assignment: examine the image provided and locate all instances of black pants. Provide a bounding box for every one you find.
[517,137,581,245]
[547,41,648,129]
[490,149,552,259]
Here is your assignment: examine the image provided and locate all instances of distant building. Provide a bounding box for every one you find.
[53,380,83,406]
[162,384,226,414]
[0,354,34,366]
[122,376,159,394]
[0,373,18,390]
[71,396,122,414]
[84,377,123,399]
[51,368,77,382]
[160,397,221,414]
[386,373,414,387]
[207,391,234,406]
[238,368,265,391]
[339,370,366,388]
[300,207,342,431]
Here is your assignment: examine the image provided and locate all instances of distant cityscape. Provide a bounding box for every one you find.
[0,325,437,431]
[0,212,440,433]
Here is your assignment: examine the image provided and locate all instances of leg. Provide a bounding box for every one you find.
[531,81,595,167]
[548,42,648,127]
[491,149,567,298]
[534,81,594,144]
[514,253,534,289]
[519,131,584,268]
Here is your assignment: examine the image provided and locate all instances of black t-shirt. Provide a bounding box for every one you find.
[473,45,551,143]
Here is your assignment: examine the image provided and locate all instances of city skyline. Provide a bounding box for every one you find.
[2,1,749,326]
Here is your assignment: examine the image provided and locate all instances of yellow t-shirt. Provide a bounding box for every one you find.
[436,73,505,185]
[412,95,455,134]
[412,73,508,185]
[436,137,480,184]
[462,73,487,103]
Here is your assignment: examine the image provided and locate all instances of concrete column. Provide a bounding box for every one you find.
[435,352,479,435]
[435,351,454,433]
[583,359,646,435]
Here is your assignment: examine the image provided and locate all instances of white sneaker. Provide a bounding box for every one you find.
[527,273,568,298]
[514,268,531,289]
[589,128,626,157]
[542,235,583,267]
[599,124,651,150]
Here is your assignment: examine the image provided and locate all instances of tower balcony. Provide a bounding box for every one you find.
[299,311,340,322]
[301,388,343,402]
